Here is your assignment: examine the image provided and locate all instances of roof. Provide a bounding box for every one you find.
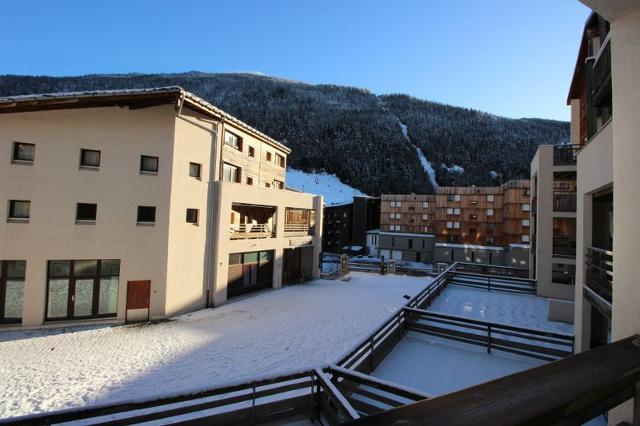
[435,242,504,251]
[0,86,290,153]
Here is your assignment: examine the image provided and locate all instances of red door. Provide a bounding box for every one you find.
[126,280,150,322]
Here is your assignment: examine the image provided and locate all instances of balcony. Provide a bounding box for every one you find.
[230,223,274,239]
[553,145,580,166]
[284,208,315,237]
[553,192,576,212]
[585,246,613,314]
[552,237,576,258]
[284,223,312,236]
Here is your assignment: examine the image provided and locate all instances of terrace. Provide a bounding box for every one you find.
[3,264,637,425]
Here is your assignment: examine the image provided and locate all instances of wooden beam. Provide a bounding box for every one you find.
[315,368,360,421]
[348,335,640,426]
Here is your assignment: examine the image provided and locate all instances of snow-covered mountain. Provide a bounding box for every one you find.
[286,168,366,205]
[0,72,570,194]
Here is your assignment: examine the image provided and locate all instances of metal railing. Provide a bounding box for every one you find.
[553,145,580,166]
[447,271,536,294]
[553,237,576,257]
[585,246,613,313]
[553,192,576,212]
[284,223,312,236]
[452,262,530,279]
[229,223,273,239]
[404,307,573,362]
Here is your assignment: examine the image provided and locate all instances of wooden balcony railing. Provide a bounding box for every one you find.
[230,223,273,239]
[284,223,312,236]
[553,192,576,212]
[585,246,613,314]
[553,145,580,166]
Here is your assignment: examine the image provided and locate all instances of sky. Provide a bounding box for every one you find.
[0,0,591,121]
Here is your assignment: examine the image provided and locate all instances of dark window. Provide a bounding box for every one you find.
[247,176,254,185]
[8,200,30,219]
[224,131,242,150]
[265,182,271,188]
[46,259,120,321]
[137,206,156,223]
[80,149,101,168]
[76,203,97,222]
[248,146,256,157]
[12,142,35,162]
[227,250,274,298]
[189,162,201,178]
[266,152,272,162]
[274,180,284,190]
[408,239,413,249]
[275,153,285,167]
[186,208,199,224]
[140,155,159,173]
[0,260,26,323]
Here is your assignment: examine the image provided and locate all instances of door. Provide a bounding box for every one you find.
[283,248,302,285]
[126,280,150,323]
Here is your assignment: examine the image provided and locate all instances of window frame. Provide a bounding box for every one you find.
[8,200,30,221]
[136,205,156,225]
[79,149,101,169]
[12,142,35,163]
[275,153,285,168]
[186,208,199,225]
[222,162,241,183]
[0,260,26,323]
[224,131,243,151]
[140,155,159,174]
[76,203,97,223]
[189,162,202,179]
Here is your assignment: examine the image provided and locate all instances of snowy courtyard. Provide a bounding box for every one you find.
[0,273,429,419]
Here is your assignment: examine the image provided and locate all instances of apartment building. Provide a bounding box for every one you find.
[323,196,380,254]
[0,87,323,328]
[378,194,436,262]
[433,180,531,267]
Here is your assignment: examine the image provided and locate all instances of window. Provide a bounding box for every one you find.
[80,149,100,168]
[8,200,30,220]
[248,146,256,157]
[265,182,271,188]
[522,204,531,212]
[454,208,461,215]
[446,221,453,229]
[447,208,453,215]
[408,239,413,249]
[422,202,429,208]
[275,153,285,167]
[265,152,272,162]
[487,208,494,216]
[189,162,202,179]
[522,219,530,227]
[274,180,284,189]
[422,214,428,220]
[186,208,199,225]
[423,226,429,232]
[0,260,26,323]
[46,259,120,320]
[447,194,461,202]
[12,142,35,163]
[523,188,531,196]
[223,163,240,183]
[487,194,494,202]
[522,235,530,243]
[140,155,158,174]
[471,214,478,220]
[224,131,242,151]
[454,222,460,229]
[76,203,97,222]
[247,176,254,185]
[390,224,400,231]
[470,200,478,205]
[137,206,156,224]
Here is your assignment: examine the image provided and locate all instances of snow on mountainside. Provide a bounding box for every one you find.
[398,120,438,189]
[286,168,366,205]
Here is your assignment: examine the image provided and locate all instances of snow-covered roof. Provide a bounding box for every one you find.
[379,231,435,238]
[435,242,504,251]
[0,86,290,154]
[509,243,531,249]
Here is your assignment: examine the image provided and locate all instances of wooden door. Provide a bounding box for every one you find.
[126,280,150,322]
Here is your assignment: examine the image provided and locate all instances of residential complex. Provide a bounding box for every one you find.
[322,196,380,255]
[377,180,530,268]
[0,87,323,328]
[532,2,640,422]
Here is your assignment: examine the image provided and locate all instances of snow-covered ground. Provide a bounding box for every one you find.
[0,273,430,419]
[373,332,543,395]
[285,168,366,205]
[429,285,573,333]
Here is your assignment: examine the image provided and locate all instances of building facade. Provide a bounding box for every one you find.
[323,196,380,254]
[0,87,323,329]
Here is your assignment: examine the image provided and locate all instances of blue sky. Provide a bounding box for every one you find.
[0,0,590,121]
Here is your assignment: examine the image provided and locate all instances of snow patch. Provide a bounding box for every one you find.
[442,164,465,174]
[489,170,498,179]
[286,168,366,205]
[398,121,438,188]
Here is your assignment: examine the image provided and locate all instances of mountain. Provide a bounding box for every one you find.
[0,72,569,195]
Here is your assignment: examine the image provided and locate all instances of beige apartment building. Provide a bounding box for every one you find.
[533,2,640,423]
[0,87,322,329]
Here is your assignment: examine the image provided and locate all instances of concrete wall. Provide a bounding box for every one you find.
[433,245,505,266]
[574,121,613,352]
[0,105,176,326]
[378,233,434,263]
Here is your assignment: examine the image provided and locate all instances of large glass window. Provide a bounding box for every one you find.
[0,260,26,323]
[46,259,120,321]
[224,131,242,150]
[227,251,273,298]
